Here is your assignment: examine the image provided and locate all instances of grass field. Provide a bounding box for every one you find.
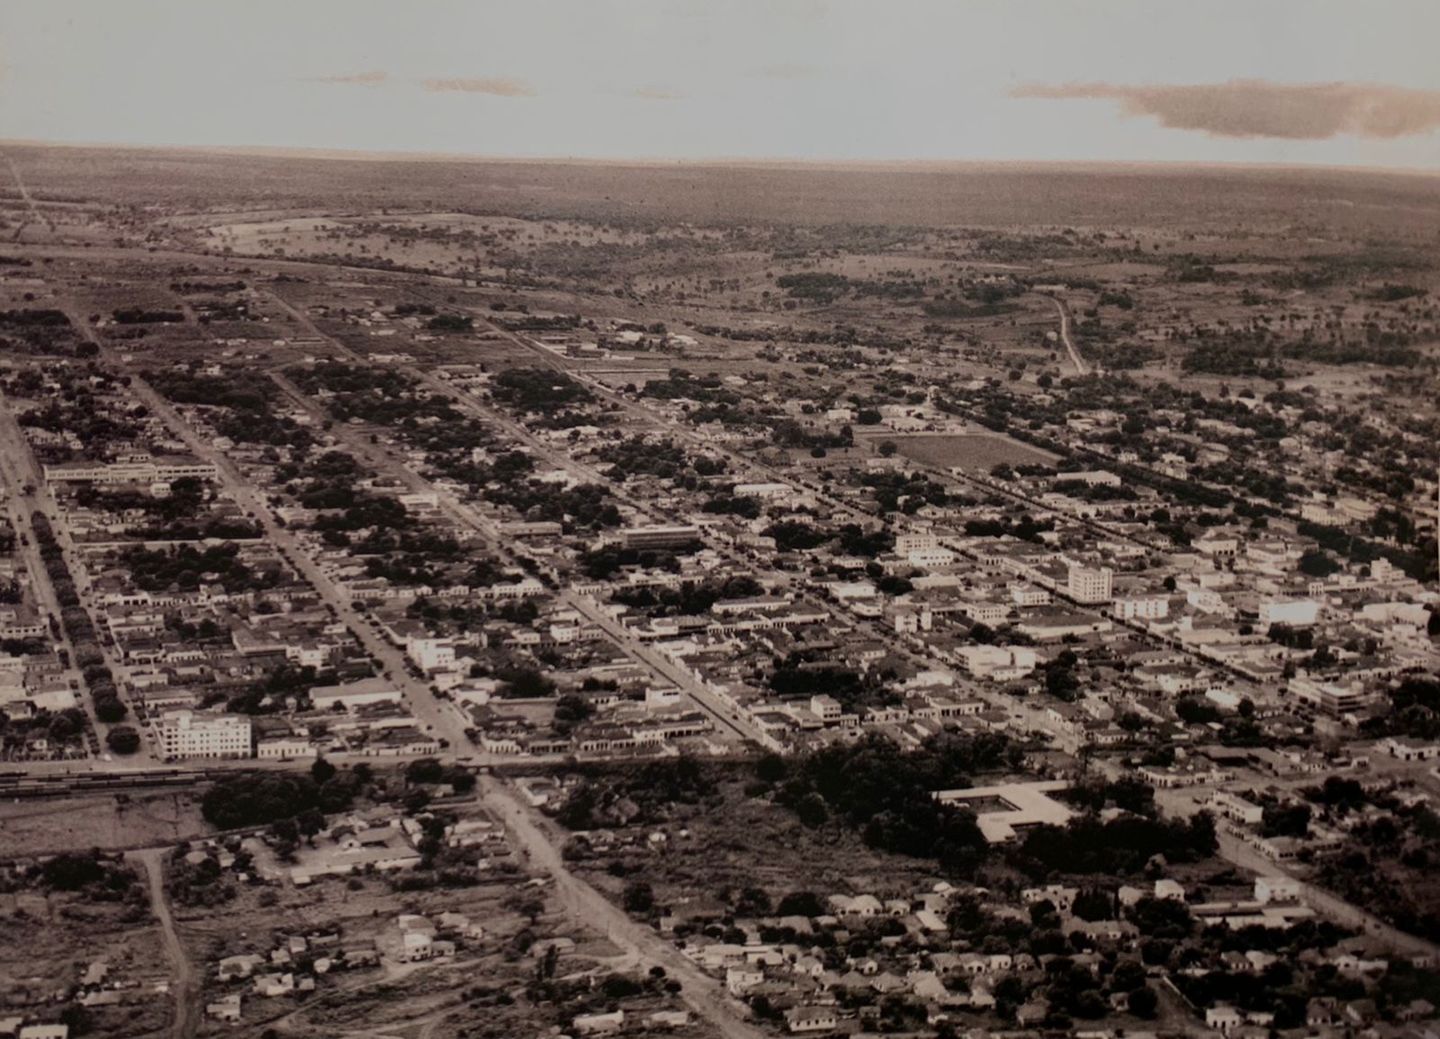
[894,433,1059,470]
[0,792,206,856]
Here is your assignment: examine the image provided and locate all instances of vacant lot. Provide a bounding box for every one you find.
[895,433,1058,470]
[0,792,206,855]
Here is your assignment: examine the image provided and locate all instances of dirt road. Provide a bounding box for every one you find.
[1042,293,1089,375]
[480,774,766,1039]
[131,848,201,1039]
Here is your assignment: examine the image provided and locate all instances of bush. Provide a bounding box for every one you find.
[622,880,655,915]
[201,770,360,829]
[105,725,141,755]
[405,758,445,785]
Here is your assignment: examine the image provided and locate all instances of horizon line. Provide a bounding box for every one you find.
[2,136,1438,180]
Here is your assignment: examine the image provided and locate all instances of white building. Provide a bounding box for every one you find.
[1259,599,1320,628]
[896,532,941,554]
[154,711,252,761]
[310,677,402,712]
[907,546,957,568]
[1067,563,1113,604]
[954,644,1038,681]
[406,637,456,673]
[1053,470,1121,488]
[1112,595,1169,620]
[43,456,219,485]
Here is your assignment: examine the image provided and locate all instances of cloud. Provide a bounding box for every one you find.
[1011,79,1440,140]
[758,63,818,81]
[421,77,536,97]
[307,70,387,87]
[631,86,683,101]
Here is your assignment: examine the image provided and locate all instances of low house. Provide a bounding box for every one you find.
[206,994,242,1023]
[217,953,265,981]
[254,973,294,998]
[18,1027,70,1039]
[1016,1001,1049,1026]
[1207,1004,1244,1034]
[572,1010,625,1035]
[785,1006,839,1033]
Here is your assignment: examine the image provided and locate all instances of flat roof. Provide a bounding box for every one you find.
[935,780,1074,843]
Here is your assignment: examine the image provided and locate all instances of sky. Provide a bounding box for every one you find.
[1,0,1438,169]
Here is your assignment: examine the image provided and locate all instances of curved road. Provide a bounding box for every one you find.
[1042,293,1089,376]
[131,847,201,1039]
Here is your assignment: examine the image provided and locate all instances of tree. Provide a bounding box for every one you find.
[754,752,787,785]
[794,792,828,828]
[1128,985,1159,1018]
[59,1004,95,1037]
[105,725,140,755]
[1299,548,1340,578]
[296,808,326,839]
[310,756,337,784]
[776,891,825,917]
[1262,802,1311,838]
[553,694,593,730]
[48,708,84,742]
[405,758,445,785]
[734,886,771,917]
[622,880,655,915]
[41,851,107,890]
[878,440,898,458]
[1071,888,1114,921]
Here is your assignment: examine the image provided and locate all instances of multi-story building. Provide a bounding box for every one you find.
[154,710,252,761]
[1066,563,1113,604]
[616,524,702,551]
[43,455,219,485]
[1112,595,1169,620]
[1288,678,1377,718]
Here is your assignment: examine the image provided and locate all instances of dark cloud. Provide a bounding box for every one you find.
[422,77,536,97]
[1011,80,1440,140]
[307,70,387,87]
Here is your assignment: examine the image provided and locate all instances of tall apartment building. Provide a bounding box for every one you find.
[1066,563,1114,605]
[154,710,252,761]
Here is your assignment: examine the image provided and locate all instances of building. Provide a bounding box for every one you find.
[935,781,1074,843]
[154,710,252,761]
[1259,599,1320,627]
[1054,470,1121,488]
[896,532,941,554]
[1113,595,1169,621]
[954,644,1037,681]
[1067,563,1113,604]
[310,677,402,712]
[1255,877,1302,904]
[785,1007,839,1034]
[1382,736,1440,762]
[617,525,702,551]
[1208,790,1264,826]
[1288,679,1377,718]
[18,1026,70,1039]
[572,1010,625,1036]
[256,736,316,760]
[406,637,455,673]
[43,456,219,485]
